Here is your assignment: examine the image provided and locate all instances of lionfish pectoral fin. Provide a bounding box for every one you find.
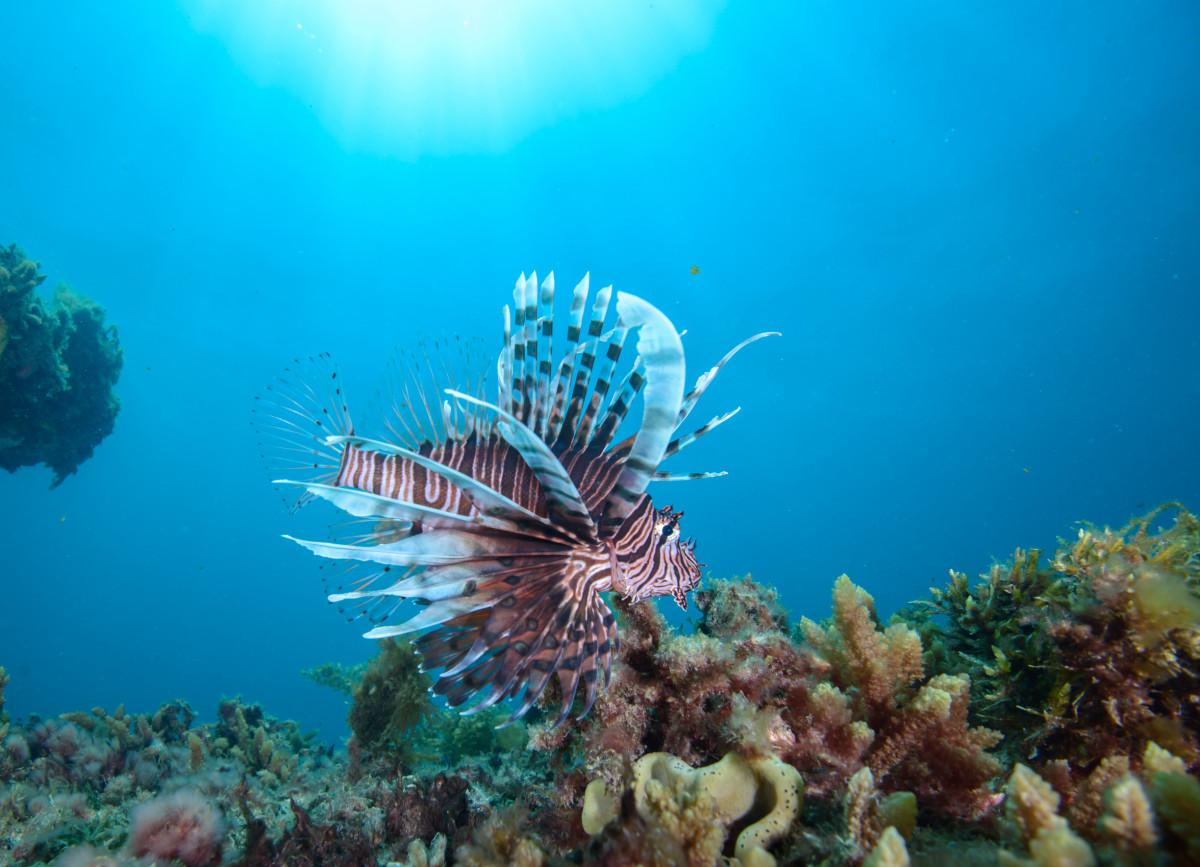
[409,554,616,725]
[444,388,597,540]
[272,480,478,529]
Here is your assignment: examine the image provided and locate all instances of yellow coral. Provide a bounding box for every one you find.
[1006,764,1066,844]
[1098,774,1157,854]
[1143,741,1187,777]
[863,827,910,867]
[1027,825,1095,867]
[802,575,924,712]
[879,791,917,840]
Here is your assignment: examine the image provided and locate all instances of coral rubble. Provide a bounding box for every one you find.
[1,505,1197,865]
[0,243,123,485]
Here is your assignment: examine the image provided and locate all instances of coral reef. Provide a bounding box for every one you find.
[996,747,1200,866]
[1,505,1197,864]
[0,244,123,485]
[912,504,1200,776]
[802,575,1003,819]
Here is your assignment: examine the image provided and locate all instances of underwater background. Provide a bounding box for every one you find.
[1,3,1199,864]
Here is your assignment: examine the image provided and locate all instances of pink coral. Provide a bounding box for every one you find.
[129,789,224,866]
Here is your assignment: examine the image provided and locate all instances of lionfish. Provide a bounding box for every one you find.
[261,273,777,725]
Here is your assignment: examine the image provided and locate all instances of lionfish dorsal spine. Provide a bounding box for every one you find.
[599,292,686,530]
[535,272,556,439]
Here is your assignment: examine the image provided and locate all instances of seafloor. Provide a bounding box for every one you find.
[1,505,1197,866]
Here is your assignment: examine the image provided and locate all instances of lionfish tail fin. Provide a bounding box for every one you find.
[253,352,355,512]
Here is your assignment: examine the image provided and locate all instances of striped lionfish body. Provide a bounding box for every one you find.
[262,273,777,725]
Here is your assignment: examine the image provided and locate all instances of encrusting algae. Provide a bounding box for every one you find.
[1,505,1198,864]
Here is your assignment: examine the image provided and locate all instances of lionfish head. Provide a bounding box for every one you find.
[647,504,703,610]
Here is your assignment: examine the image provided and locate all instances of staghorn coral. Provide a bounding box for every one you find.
[863,826,910,867]
[1001,763,1096,867]
[997,756,1200,867]
[803,575,1003,818]
[0,243,122,485]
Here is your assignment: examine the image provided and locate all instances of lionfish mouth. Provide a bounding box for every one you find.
[259,271,779,725]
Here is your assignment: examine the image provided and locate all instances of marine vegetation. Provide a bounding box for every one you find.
[259,272,779,729]
[2,514,1197,862]
[908,503,1200,775]
[0,243,123,485]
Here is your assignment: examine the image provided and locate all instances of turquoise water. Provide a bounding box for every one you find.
[1,1,1196,743]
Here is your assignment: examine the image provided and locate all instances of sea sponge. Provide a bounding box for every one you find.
[128,789,224,866]
[619,751,802,867]
[581,778,618,835]
[734,755,804,866]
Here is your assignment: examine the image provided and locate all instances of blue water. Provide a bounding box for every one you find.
[2,1,1197,743]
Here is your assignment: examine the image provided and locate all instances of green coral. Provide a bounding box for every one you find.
[0,244,123,485]
[0,665,8,724]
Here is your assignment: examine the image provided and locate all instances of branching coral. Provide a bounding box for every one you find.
[802,575,1003,818]
[0,244,123,485]
[997,750,1200,866]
